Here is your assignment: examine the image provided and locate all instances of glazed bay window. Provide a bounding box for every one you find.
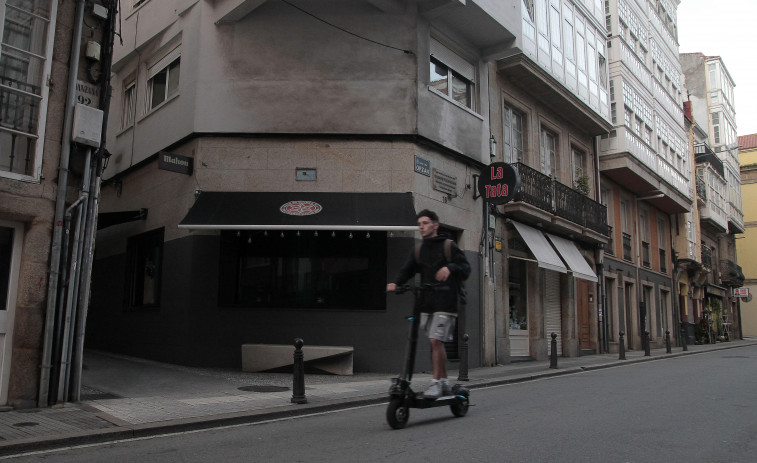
[146,46,180,111]
[0,0,55,178]
[218,231,387,310]
[429,38,475,109]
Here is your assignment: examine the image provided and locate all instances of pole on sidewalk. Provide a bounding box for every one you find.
[457,333,469,381]
[549,333,558,369]
[644,331,651,357]
[619,331,626,360]
[665,330,672,354]
[291,338,307,404]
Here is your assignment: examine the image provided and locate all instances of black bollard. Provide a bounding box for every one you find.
[457,333,470,382]
[619,331,626,360]
[665,330,672,354]
[549,333,558,369]
[291,338,307,404]
[681,324,688,351]
[644,331,651,356]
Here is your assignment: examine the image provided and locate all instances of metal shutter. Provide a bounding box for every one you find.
[544,271,562,356]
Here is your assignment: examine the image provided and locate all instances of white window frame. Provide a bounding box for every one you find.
[121,79,136,131]
[503,103,524,164]
[540,127,557,177]
[0,0,58,182]
[145,45,180,113]
[429,38,476,111]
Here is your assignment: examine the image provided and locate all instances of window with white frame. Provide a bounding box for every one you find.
[540,128,556,177]
[503,104,524,164]
[0,0,56,179]
[121,80,136,131]
[146,46,180,112]
[429,38,475,110]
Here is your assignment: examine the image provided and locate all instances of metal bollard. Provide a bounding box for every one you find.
[291,338,307,404]
[665,330,672,354]
[457,333,470,381]
[644,331,651,356]
[549,333,558,369]
[619,331,626,360]
[680,324,688,351]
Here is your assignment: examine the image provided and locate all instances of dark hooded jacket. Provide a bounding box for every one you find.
[391,235,471,313]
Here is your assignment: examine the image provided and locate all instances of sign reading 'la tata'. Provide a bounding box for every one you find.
[478,162,520,205]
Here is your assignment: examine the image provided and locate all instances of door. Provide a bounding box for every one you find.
[509,258,529,357]
[577,279,591,351]
[544,271,562,356]
[0,221,23,405]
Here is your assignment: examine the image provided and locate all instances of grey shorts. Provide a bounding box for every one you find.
[420,312,457,342]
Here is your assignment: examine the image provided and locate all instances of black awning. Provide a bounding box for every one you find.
[178,192,418,231]
[97,209,148,230]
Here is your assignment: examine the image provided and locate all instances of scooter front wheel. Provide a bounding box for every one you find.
[450,395,469,417]
[386,398,410,429]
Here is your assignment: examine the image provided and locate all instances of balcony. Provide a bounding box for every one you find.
[641,241,651,268]
[659,248,667,273]
[499,162,609,243]
[0,77,40,176]
[622,232,632,261]
[701,245,712,270]
[696,166,728,233]
[719,260,744,287]
[599,128,692,214]
[695,175,706,204]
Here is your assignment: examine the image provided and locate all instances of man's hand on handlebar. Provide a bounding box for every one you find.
[386,283,397,292]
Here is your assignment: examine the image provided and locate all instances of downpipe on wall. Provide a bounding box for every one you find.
[39,0,88,408]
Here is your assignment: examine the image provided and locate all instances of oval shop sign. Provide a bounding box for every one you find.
[478,162,520,205]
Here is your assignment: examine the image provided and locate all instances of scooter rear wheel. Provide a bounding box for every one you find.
[450,395,469,417]
[386,398,410,429]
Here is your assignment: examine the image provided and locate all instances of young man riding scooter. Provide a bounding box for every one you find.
[386,209,470,398]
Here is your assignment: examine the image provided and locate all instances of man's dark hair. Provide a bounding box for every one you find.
[416,209,439,223]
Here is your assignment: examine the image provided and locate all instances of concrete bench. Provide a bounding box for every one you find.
[241,344,354,375]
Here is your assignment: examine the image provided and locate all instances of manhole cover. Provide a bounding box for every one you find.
[238,385,289,393]
[13,422,38,428]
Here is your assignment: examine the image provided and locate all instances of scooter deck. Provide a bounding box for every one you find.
[408,394,466,409]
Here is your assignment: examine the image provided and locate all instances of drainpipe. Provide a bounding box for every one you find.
[39,0,87,408]
[593,138,606,353]
[71,0,119,401]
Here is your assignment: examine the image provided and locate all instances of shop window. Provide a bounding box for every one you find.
[125,228,164,308]
[218,231,387,310]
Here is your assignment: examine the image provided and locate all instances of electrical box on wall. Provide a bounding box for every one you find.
[72,103,103,147]
[85,41,101,61]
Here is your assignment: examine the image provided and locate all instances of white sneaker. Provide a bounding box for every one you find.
[440,379,452,396]
[424,381,441,398]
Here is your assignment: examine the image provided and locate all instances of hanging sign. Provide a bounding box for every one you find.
[478,162,520,205]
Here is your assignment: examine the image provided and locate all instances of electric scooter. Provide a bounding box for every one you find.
[386,284,470,429]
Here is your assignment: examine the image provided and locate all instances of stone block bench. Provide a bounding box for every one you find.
[241,344,354,375]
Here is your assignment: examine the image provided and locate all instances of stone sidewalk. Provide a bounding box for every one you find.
[0,339,754,456]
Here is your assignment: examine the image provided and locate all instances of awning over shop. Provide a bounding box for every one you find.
[178,192,418,231]
[546,233,598,282]
[511,221,567,273]
[97,209,148,230]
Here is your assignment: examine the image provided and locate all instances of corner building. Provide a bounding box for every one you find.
[89,0,612,373]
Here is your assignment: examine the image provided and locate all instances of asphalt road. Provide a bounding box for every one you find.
[6,345,757,462]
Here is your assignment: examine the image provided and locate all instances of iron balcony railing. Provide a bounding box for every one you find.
[622,232,632,261]
[701,244,712,270]
[720,260,745,287]
[696,175,707,201]
[511,163,609,237]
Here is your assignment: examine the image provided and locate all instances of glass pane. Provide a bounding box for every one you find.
[167,59,180,95]
[0,129,36,175]
[450,72,471,108]
[150,70,167,108]
[430,60,448,95]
